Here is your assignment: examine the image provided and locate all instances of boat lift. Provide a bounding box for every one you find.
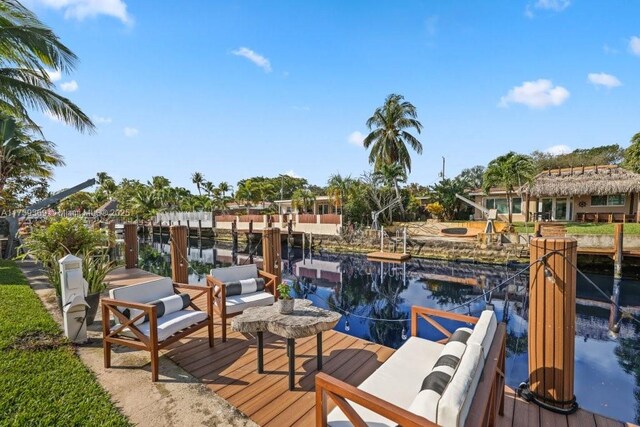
[455,193,498,234]
[371,197,402,231]
[3,178,96,259]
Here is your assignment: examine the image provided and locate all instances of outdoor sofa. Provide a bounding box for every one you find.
[205,264,277,342]
[316,307,506,427]
[101,277,214,381]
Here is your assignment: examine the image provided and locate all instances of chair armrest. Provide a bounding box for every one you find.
[258,270,277,295]
[411,306,479,341]
[205,275,224,298]
[101,297,155,312]
[315,372,437,427]
[173,283,212,292]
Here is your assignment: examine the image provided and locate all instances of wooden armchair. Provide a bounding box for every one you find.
[205,264,277,342]
[101,277,214,381]
[316,306,506,427]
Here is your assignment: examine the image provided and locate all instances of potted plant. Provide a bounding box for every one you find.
[82,249,116,325]
[277,282,294,314]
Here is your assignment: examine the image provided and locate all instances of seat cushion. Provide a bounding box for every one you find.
[225,291,274,314]
[224,277,265,296]
[437,343,484,427]
[114,310,208,342]
[468,310,497,359]
[327,337,444,427]
[210,264,258,283]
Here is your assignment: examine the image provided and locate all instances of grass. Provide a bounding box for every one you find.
[512,222,640,235]
[0,260,130,427]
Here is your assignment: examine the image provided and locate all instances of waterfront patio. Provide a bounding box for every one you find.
[104,267,635,427]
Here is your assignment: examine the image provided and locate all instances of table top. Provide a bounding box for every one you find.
[231,299,341,339]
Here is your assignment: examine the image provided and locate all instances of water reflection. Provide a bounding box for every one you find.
[136,236,640,423]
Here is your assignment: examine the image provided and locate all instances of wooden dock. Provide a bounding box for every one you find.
[105,268,635,427]
[366,251,412,262]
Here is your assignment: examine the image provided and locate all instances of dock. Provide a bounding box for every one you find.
[366,251,412,262]
[105,268,634,427]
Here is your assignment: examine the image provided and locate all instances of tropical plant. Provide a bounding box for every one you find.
[428,177,469,220]
[277,282,292,300]
[191,172,204,195]
[426,202,444,219]
[622,132,640,174]
[482,152,535,223]
[327,173,354,210]
[0,0,94,131]
[291,188,315,213]
[363,93,423,174]
[0,116,64,202]
[81,249,116,294]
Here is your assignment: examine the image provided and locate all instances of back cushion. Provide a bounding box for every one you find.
[109,277,175,304]
[437,343,483,427]
[210,265,258,283]
[468,310,497,359]
[407,333,470,422]
[225,278,265,296]
[123,293,191,325]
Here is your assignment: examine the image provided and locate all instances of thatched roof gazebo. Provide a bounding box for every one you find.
[525,165,640,197]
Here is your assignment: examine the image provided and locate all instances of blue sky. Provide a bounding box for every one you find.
[23,0,640,194]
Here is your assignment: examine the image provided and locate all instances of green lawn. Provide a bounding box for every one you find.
[0,260,130,427]
[513,222,640,235]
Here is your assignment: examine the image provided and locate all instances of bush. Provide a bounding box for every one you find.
[426,202,445,219]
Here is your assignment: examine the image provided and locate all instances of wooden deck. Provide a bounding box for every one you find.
[366,251,412,262]
[105,268,635,427]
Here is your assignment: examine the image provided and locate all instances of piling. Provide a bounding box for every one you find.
[524,237,578,413]
[249,220,254,264]
[170,225,189,284]
[232,220,238,265]
[610,224,623,332]
[262,227,282,296]
[123,223,138,269]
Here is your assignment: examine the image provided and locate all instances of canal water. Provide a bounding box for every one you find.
[135,236,640,424]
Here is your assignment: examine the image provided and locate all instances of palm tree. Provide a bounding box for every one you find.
[0,1,93,132]
[291,188,315,213]
[327,173,354,211]
[482,152,535,223]
[218,181,231,200]
[0,116,63,196]
[191,172,204,195]
[363,93,423,174]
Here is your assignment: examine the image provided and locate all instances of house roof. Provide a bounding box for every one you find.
[525,165,640,197]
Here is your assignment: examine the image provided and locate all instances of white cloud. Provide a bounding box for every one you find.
[544,145,572,155]
[60,80,78,92]
[630,36,640,56]
[348,131,365,147]
[46,69,61,82]
[587,72,621,88]
[123,127,138,137]
[534,0,571,11]
[26,0,132,25]
[499,79,570,109]
[284,170,300,178]
[231,47,272,73]
[93,115,112,124]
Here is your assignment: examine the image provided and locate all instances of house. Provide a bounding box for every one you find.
[471,165,640,222]
[273,195,340,215]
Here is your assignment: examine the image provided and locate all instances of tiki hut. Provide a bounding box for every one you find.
[525,165,640,197]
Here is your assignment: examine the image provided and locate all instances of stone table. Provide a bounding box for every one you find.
[231,299,341,390]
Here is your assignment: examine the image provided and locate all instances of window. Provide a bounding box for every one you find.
[590,194,625,206]
[485,197,521,214]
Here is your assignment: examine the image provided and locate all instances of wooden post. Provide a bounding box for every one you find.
[610,224,623,332]
[124,223,138,269]
[527,237,577,412]
[249,220,254,264]
[533,222,541,237]
[262,227,282,293]
[198,219,202,241]
[232,220,238,265]
[170,225,189,284]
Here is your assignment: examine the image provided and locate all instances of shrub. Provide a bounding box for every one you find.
[426,202,445,219]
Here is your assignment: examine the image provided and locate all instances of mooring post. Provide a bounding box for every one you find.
[249,220,254,264]
[232,219,238,265]
[262,227,282,298]
[302,232,306,265]
[525,237,578,413]
[170,225,189,284]
[198,219,202,241]
[123,223,138,269]
[380,226,384,252]
[610,224,623,332]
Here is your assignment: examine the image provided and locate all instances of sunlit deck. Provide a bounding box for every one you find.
[105,268,635,427]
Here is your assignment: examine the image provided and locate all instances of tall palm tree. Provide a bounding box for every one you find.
[218,181,231,200]
[482,152,535,223]
[363,93,423,174]
[291,188,315,213]
[0,0,93,132]
[191,172,204,195]
[327,173,354,211]
[0,116,63,196]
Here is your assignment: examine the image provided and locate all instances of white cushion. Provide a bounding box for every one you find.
[210,264,258,283]
[438,343,484,427]
[225,291,274,314]
[327,337,444,427]
[109,277,175,303]
[468,310,497,359]
[114,310,208,342]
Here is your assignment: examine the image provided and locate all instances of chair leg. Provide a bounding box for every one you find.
[103,340,111,368]
[208,315,214,348]
[151,350,159,382]
[222,312,227,342]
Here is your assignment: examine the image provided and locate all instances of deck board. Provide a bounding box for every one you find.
[105,268,635,427]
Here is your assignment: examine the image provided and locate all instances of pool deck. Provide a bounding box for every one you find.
[105,267,637,427]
